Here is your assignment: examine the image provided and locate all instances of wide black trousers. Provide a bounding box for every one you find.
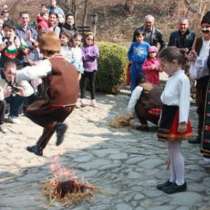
[24,99,74,150]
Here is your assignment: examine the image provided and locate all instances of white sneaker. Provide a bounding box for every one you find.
[0,125,7,133]
[75,99,81,108]
[81,99,88,107]
[7,116,21,124]
[91,99,97,107]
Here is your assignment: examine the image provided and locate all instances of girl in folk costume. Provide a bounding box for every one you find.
[142,46,161,85]
[80,32,99,107]
[157,47,192,194]
[14,32,80,156]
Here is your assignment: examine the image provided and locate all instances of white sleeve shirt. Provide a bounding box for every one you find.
[161,69,190,123]
[127,86,143,113]
[16,59,52,83]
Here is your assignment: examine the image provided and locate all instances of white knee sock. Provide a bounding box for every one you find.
[171,142,185,185]
[168,142,176,183]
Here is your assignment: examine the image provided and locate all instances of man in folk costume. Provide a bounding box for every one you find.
[127,79,162,131]
[200,25,210,165]
[15,32,80,156]
[188,11,210,144]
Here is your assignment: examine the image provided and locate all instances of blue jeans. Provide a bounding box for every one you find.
[130,62,143,91]
[5,95,24,117]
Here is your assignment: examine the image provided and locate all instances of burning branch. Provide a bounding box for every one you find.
[42,156,97,207]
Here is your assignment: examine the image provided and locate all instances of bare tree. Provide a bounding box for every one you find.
[124,0,135,15]
[82,0,89,26]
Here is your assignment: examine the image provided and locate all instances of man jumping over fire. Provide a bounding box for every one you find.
[14,32,80,156]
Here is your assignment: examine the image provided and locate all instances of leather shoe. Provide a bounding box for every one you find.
[156,180,173,191]
[136,125,149,131]
[162,182,187,194]
[188,137,201,144]
[26,145,43,156]
[56,123,68,146]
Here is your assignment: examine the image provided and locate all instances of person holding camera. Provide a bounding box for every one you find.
[2,60,34,123]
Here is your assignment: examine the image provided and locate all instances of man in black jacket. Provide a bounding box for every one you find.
[168,18,195,52]
[132,15,165,51]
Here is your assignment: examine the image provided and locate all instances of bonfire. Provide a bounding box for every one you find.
[42,156,97,207]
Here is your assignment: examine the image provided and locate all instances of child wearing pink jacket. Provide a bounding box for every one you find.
[142,46,161,85]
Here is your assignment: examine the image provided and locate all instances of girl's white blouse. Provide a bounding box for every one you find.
[161,69,190,123]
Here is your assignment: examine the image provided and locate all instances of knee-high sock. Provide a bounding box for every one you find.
[169,142,185,185]
[168,142,176,183]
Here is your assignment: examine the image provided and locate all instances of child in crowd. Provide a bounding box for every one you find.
[142,46,161,85]
[157,47,192,194]
[60,30,83,75]
[69,33,84,108]
[37,11,49,33]
[60,29,72,61]
[128,30,150,91]
[0,20,21,69]
[80,32,99,107]
[70,32,84,76]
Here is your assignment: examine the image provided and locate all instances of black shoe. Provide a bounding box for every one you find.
[56,123,68,146]
[162,182,187,194]
[156,180,173,191]
[26,145,43,156]
[188,137,201,144]
[136,125,150,131]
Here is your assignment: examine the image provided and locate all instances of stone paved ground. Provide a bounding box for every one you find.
[0,94,210,210]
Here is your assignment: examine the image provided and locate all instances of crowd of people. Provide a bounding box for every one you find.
[0,0,99,131]
[0,0,209,196]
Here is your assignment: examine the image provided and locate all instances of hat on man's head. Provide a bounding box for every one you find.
[201,11,210,25]
[38,32,61,52]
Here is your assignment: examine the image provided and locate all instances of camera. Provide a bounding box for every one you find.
[5,40,12,46]
[3,38,12,47]
[8,82,19,96]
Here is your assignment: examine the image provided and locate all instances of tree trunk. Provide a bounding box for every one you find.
[72,0,77,18]
[124,0,135,15]
[82,0,89,26]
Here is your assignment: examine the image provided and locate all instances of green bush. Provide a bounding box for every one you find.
[96,42,127,93]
